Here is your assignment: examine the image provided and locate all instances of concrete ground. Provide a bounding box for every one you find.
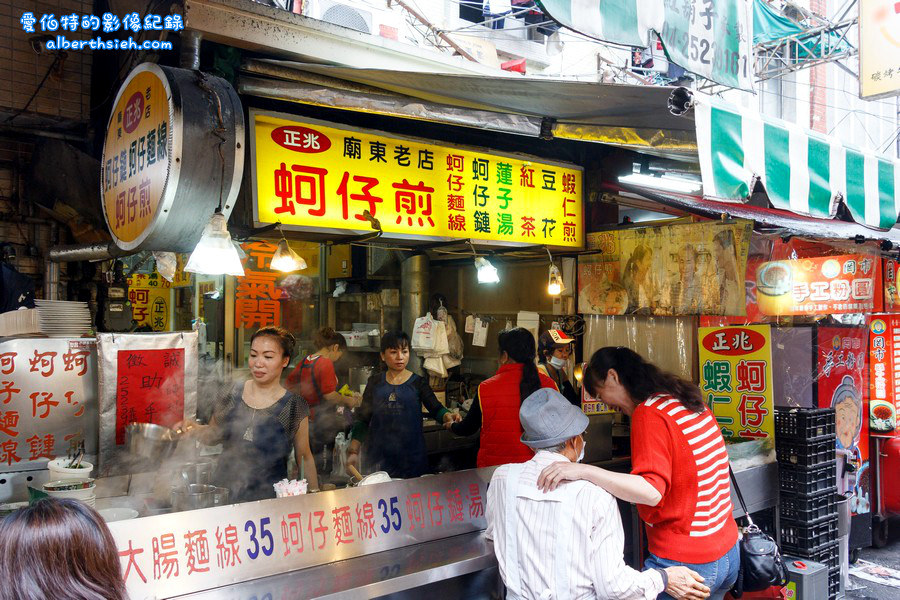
[848,518,900,599]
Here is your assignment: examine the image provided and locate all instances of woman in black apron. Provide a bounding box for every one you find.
[177,327,319,501]
[286,328,360,477]
[347,331,460,479]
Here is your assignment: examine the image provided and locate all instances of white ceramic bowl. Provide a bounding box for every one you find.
[98,508,139,522]
[47,457,94,481]
[43,478,96,506]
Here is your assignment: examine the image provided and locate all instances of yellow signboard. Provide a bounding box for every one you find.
[128,288,170,331]
[251,112,584,247]
[698,325,775,441]
[127,254,192,289]
[860,0,900,99]
[101,66,172,246]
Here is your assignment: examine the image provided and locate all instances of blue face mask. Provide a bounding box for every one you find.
[549,356,567,370]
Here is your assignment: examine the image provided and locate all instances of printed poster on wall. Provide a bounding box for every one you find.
[698,325,775,442]
[579,219,751,316]
[251,111,583,248]
[816,326,870,515]
[757,254,882,316]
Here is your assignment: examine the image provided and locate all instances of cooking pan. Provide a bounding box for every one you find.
[126,423,180,462]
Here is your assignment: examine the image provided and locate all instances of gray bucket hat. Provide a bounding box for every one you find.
[520,388,589,449]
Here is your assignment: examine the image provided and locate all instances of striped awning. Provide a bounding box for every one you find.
[695,96,900,231]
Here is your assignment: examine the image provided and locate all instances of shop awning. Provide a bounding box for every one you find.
[238,59,697,158]
[695,95,900,231]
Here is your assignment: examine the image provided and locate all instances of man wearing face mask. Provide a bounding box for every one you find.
[538,330,580,406]
[486,388,710,600]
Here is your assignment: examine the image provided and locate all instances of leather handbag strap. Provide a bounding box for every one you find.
[729,466,754,526]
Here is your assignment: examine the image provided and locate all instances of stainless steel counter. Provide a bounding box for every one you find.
[174,531,500,600]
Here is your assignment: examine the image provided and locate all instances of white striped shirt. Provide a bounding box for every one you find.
[486,451,664,600]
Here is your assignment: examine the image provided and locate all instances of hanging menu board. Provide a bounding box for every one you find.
[97,332,197,475]
[869,317,900,435]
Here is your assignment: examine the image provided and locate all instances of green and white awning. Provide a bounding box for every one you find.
[696,96,900,231]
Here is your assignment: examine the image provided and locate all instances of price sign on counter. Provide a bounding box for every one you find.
[108,468,493,599]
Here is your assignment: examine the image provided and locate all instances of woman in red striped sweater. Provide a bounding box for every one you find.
[538,347,740,600]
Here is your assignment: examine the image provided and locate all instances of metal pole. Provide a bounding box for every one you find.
[401,253,429,375]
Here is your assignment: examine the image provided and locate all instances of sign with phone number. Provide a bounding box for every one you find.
[108,468,493,599]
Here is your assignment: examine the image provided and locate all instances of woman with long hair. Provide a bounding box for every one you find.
[178,326,319,499]
[286,327,360,476]
[0,498,127,600]
[538,347,740,600]
[448,328,558,467]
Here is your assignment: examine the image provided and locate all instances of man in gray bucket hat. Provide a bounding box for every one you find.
[485,388,709,600]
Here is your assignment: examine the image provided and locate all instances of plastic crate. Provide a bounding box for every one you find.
[828,566,840,600]
[781,540,839,573]
[775,408,836,439]
[780,516,838,549]
[779,460,837,495]
[780,489,838,522]
[777,436,837,467]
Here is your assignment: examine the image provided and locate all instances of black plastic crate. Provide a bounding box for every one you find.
[780,516,838,549]
[781,540,839,573]
[828,566,840,599]
[777,436,837,467]
[775,408,836,439]
[779,460,837,495]
[780,489,838,522]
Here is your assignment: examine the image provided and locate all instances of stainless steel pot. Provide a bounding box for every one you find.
[171,484,218,511]
[179,460,213,486]
[126,423,180,462]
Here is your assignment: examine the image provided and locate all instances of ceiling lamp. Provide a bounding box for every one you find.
[618,172,701,194]
[546,248,564,296]
[475,256,500,284]
[185,210,245,277]
[270,225,307,273]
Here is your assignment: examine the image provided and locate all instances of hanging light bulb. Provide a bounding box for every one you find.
[270,238,307,272]
[546,248,564,295]
[474,256,500,284]
[185,210,245,277]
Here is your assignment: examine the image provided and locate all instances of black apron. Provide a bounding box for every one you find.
[364,373,429,479]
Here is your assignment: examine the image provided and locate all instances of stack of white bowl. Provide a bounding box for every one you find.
[43,478,96,507]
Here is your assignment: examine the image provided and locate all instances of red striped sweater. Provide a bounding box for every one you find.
[631,394,739,564]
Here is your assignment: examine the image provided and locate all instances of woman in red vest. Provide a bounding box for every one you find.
[448,327,557,467]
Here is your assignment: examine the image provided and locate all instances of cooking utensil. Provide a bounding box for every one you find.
[171,484,218,511]
[126,423,180,462]
[212,486,230,506]
[347,464,363,482]
[179,460,213,486]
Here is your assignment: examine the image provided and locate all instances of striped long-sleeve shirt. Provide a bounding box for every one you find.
[486,451,664,599]
[631,394,739,564]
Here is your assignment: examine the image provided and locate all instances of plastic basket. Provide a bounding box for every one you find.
[828,565,840,600]
[779,461,837,495]
[780,489,838,522]
[775,408,836,439]
[777,436,837,467]
[781,540,839,573]
[780,516,838,549]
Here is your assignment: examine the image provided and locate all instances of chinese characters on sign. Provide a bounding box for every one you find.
[698,326,775,440]
[868,318,900,434]
[859,0,900,99]
[115,349,184,445]
[101,67,171,246]
[108,471,490,598]
[236,241,282,330]
[0,339,97,472]
[252,113,583,248]
[756,255,882,316]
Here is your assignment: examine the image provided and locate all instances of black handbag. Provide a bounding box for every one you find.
[729,468,788,598]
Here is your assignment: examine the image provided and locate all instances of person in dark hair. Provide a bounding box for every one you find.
[347,331,461,478]
[177,326,319,499]
[537,329,580,406]
[448,328,558,467]
[537,346,739,600]
[286,327,360,477]
[0,498,127,600]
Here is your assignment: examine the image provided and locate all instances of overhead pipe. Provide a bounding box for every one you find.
[180,30,202,70]
[401,254,430,376]
[49,242,130,262]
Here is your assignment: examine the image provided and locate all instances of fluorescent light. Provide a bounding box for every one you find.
[185,211,245,277]
[619,172,701,194]
[475,256,499,283]
[270,239,307,272]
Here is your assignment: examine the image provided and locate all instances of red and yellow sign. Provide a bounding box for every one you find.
[698,325,775,440]
[127,255,192,290]
[251,112,584,247]
[869,317,900,434]
[128,288,170,331]
[756,254,882,316]
[101,66,172,247]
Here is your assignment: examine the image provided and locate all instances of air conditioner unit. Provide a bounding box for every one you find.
[308,0,374,35]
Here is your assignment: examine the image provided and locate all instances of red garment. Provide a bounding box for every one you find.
[285,356,337,408]
[631,394,739,564]
[477,363,558,468]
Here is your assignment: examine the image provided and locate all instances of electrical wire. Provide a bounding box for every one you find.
[3,54,62,124]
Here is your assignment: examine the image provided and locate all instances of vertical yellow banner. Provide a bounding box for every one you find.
[698,325,775,440]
